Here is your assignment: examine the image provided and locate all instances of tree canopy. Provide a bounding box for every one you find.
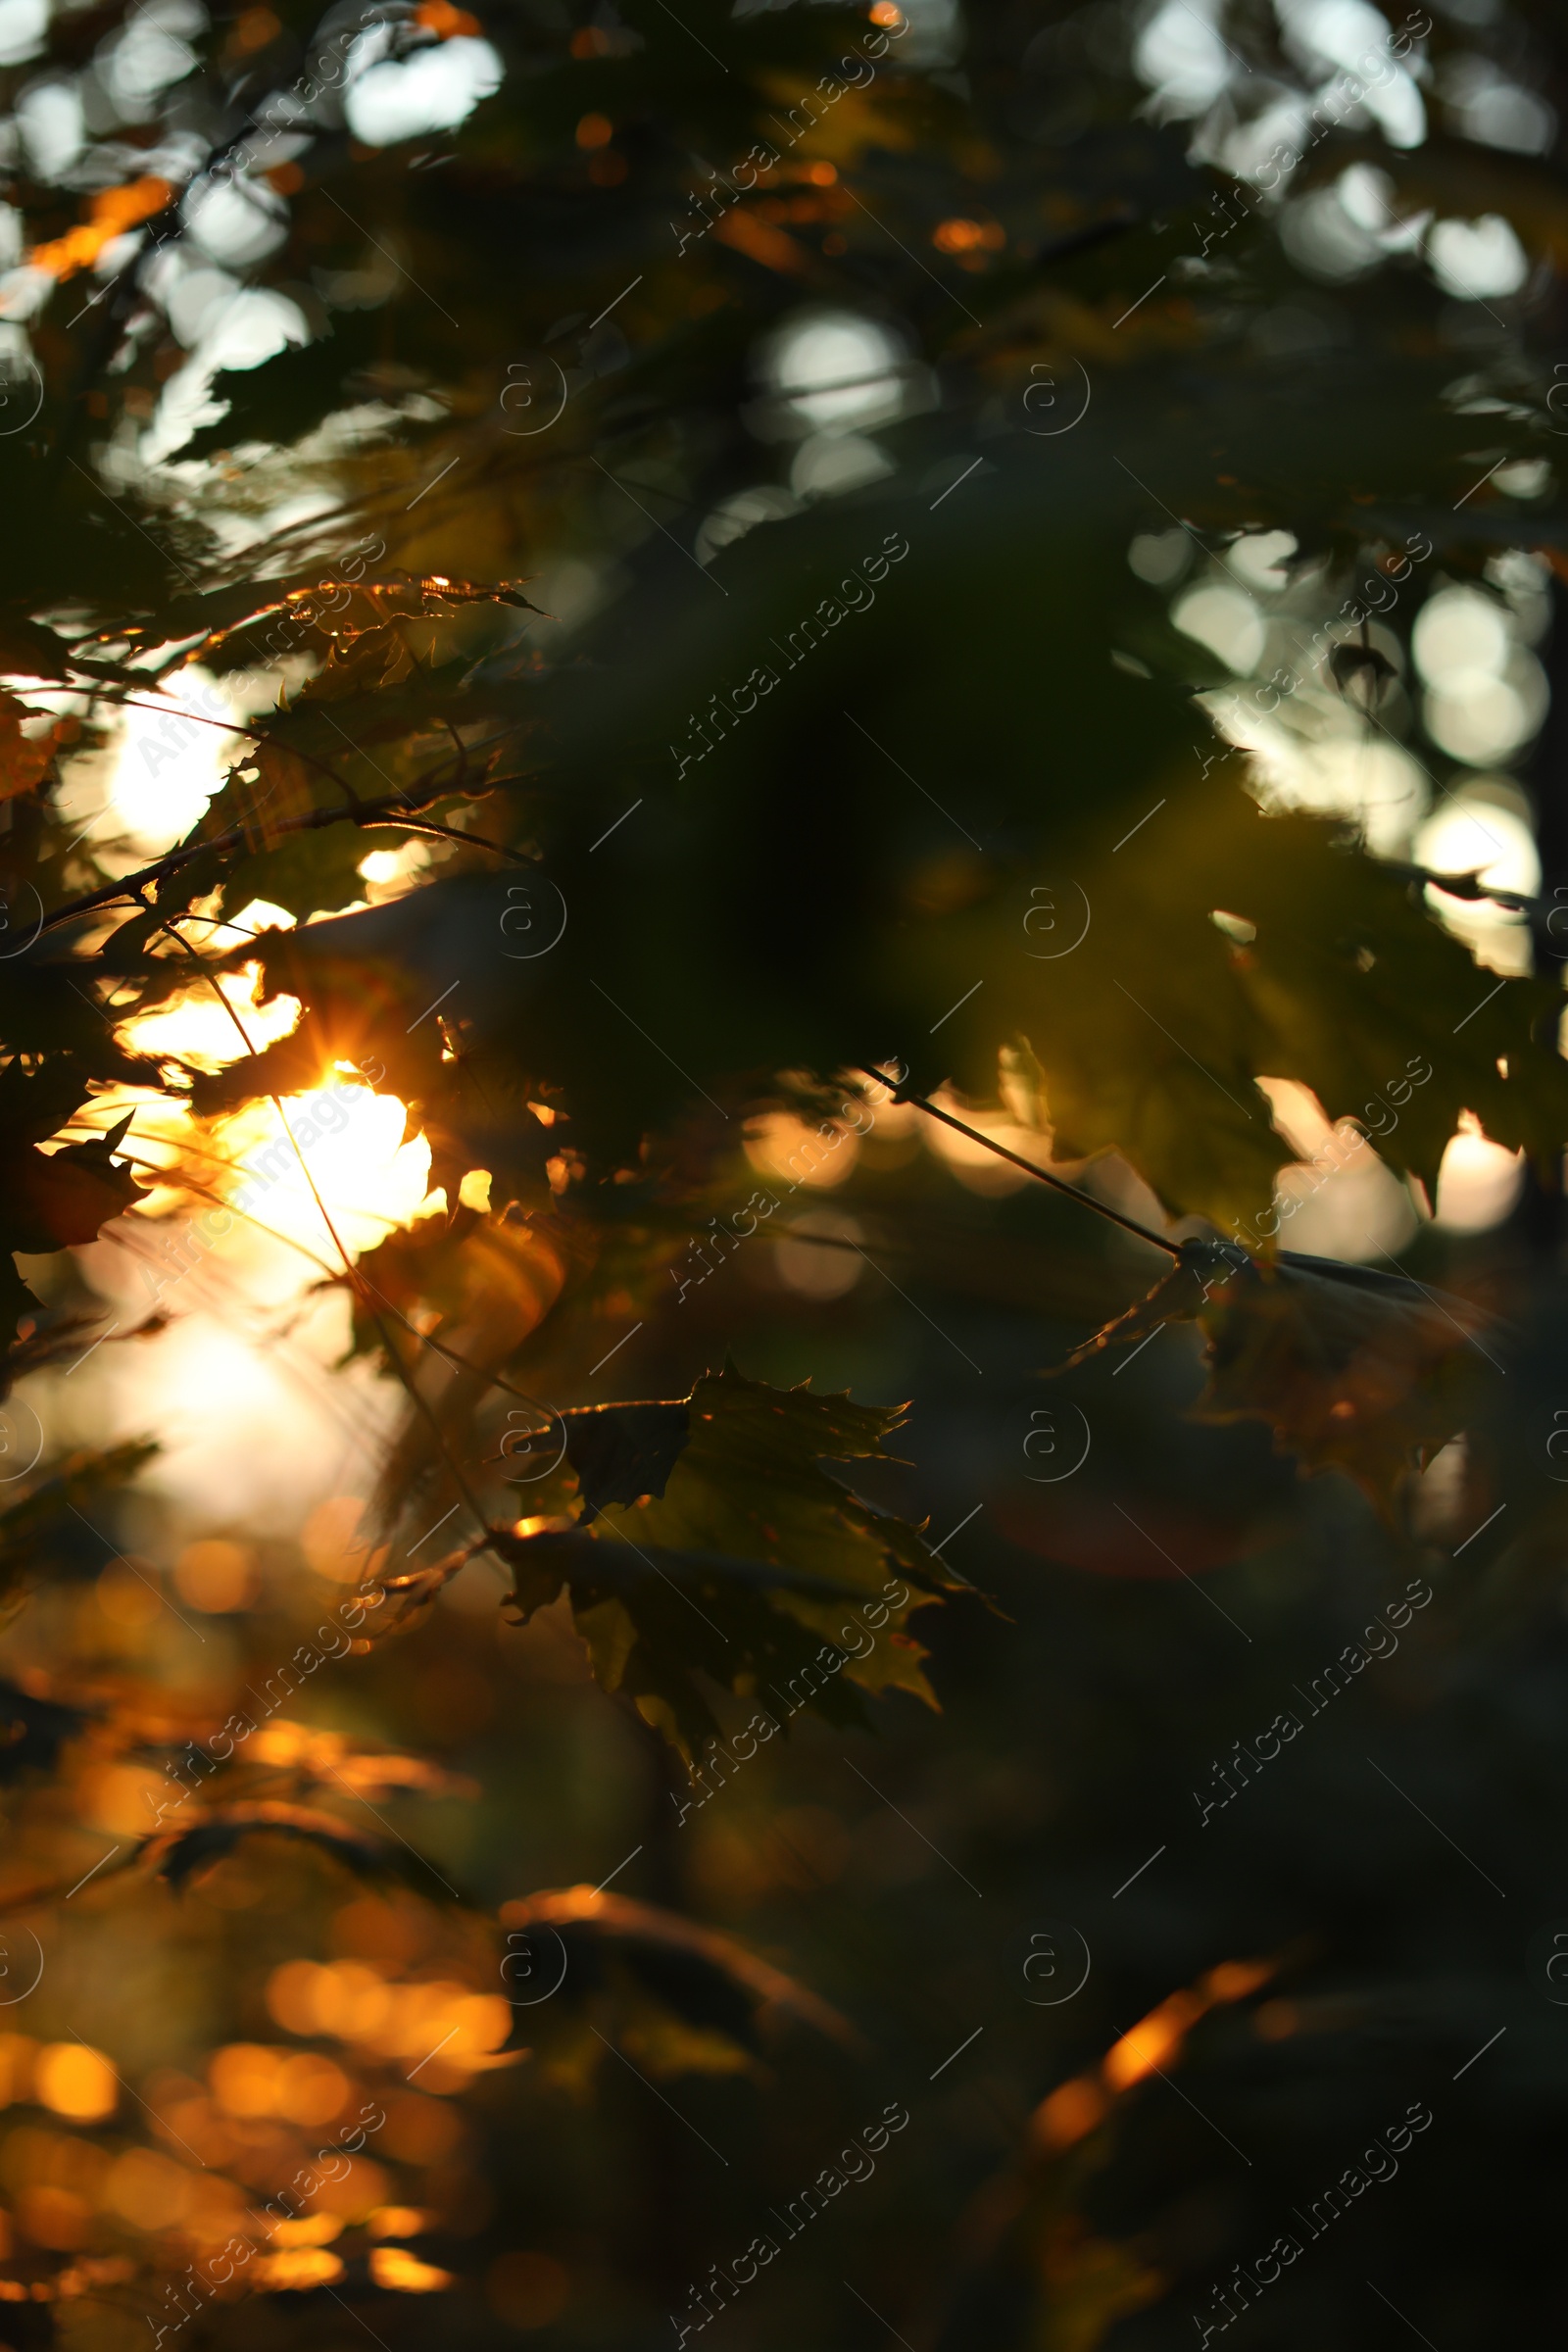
[0,0,1566,2343]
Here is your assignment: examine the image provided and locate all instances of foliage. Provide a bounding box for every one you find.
[0,0,1564,2341]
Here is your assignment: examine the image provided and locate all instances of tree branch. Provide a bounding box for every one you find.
[40,775,538,936]
[855,1067,1182,1258]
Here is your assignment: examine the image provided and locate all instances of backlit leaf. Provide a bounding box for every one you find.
[1062,1241,1498,1510]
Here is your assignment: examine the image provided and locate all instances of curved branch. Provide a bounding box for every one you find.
[39,774,538,935]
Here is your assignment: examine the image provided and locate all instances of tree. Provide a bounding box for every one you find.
[0,0,1565,2342]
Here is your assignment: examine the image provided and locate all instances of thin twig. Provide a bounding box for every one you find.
[855,1067,1181,1257]
[69,1117,559,1421]
[39,772,536,935]
[151,912,494,1541]
[84,687,365,810]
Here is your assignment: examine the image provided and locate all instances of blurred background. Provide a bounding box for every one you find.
[4,0,1568,2345]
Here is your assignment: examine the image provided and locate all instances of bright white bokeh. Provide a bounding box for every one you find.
[1413,787,1538,973]
[760,310,908,436]
[1280,184,1386,279]
[164,263,241,348]
[1412,586,1511,682]
[182,173,289,269]
[1433,1119,1525,1231]
[1336,163,1427,251]
[17,79,83,178]
[1427,213,1530,299]
[1412,791,1538,897]
[1424,661,1547,764]
[1256,1077,1419,1261]
[0,0,47,68]
[344,34,503,146]
[21,1281,399,1534]
[19,1071,437,1530]
[147,284,308,464]
[1243,730,1428,858]
[60,663,249,855]
[1172,582,1267,673]
[1134,0,1231,114]
[1227,530,1298,592]
[1277,2,1428,144]
[102,0,201,117]
[1280,0,1394,74]
[1224,96,1311,187]
[1412,585,1546,766]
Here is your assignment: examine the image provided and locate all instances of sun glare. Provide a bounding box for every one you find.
[56,666,256,856]
[116,960,303,1074]
[235,1087,432,1253]
[36,1048,440,1527]
[103,929,434,1258]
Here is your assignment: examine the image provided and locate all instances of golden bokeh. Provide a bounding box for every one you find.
[173,1540,259,1613]
[18,2186,90,2251]
[34,2045,117,2124]
[307,2156,389,2220]
[206,2042,350,2125]
[370,2244,455,2292]
[368,2205,432,2238]
[103,2148,195,2232]
[270,2214,343,2248]
[263,1960,508,2082]
[94,1561,161,1630]
[208,2043,279,2119]
[251,2248,345,2290]
[300,1497,383,1586]
[274,2052,351,2126]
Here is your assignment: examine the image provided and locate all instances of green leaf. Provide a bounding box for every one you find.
[381,1367,956,1756]
[562,1397,692,1521]
[534,1364,953,1752]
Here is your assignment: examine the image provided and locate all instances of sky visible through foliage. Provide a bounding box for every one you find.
[1,0,1568,2347]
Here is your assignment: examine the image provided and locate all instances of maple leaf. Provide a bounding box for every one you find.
[0,690,71,801]
[0,1113,142,1256]
[1061,1240,1497,1511]
[375,1367,960,1756]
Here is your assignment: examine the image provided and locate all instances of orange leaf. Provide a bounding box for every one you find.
[0,690,66,800]
[415,0,480,35]
[710,207,808,275]
[28,176,172,283]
